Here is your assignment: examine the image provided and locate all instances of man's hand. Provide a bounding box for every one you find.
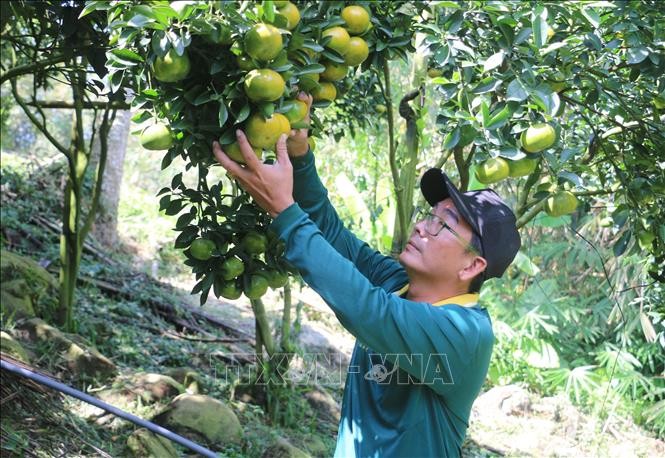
[286,92,313,157]
[213,130,294,218]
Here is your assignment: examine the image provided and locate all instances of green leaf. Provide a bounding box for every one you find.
[486,104,513,130]
[295,63,325,75]
[532,5,548,49]
[443,127,460,149]
[581,7,600,28]
[236,104,250,123]
[175,226,199,249]
[613,230,632,256]
[218,102,228,126]
[558,171,583,187]
[514,251,541,276]
[480,100,490,127]
[79,0,110,18]
[627,47,649,64]
[506,79,528,102]
[473,77,502,94]
[128,14,151,28]
[483,51,504,72]
[165,199,184,216]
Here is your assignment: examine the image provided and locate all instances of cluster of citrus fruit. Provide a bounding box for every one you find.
[473,122,577,217]
[136,2,375,301]
[188,230,289,300]
[140,3,372,160]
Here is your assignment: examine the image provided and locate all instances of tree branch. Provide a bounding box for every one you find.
[26,100,131,110]
[0,53,70,84]
[10,78,70,157]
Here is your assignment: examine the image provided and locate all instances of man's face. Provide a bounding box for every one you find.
[398,198,479,280]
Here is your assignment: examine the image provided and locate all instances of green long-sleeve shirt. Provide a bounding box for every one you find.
[270,151,494,457]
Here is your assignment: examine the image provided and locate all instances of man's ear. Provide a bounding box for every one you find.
[459,256,487,283]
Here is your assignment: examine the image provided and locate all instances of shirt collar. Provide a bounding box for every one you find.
[395,284,479,308]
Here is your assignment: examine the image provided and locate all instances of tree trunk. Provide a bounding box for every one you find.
[91,109,130,247]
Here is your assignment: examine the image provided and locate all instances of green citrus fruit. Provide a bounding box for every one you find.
[375,104,387,113]
[190,238,216,261]
[217,279,242,300]
[221,256,245,280]
[508,157,539,178]
[637,231,656,250]
[545,191,578,217]
[140,123,174,150]
[341,5,370,35]
[475,157,510,184]
[343,37,369,66]
[245,113,291,149]
[266,270,289,288]
[520,123,556,153]
[277,1,300,30]
[245,275,269,299]
[244,68,285,102]
[244,23,283,62]
[427,68,443,78]
[320,61,348,81]
[322,26,351,55]
[224,141,262,164]
[237,54,256,71]
[312,82,337,102]
[284,99,308,123]
[241,231,268,255]
[153,49,191,83]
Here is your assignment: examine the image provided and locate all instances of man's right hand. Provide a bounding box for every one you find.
[286,92,313,157]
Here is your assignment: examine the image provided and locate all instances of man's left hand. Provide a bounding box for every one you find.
[212,130,294,218]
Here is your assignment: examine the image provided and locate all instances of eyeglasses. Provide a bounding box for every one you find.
[411,207,481,255]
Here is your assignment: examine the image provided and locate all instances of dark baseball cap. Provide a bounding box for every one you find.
[420,168,521,279]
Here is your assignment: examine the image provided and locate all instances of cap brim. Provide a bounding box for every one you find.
[420,168,481,235]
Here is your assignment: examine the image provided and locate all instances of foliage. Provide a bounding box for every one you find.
[484,213,664,435]
[2,0,122,331]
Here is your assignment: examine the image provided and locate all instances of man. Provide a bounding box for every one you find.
[212,94,521,457]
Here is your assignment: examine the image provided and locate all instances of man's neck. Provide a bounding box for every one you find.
[404,278,468,304]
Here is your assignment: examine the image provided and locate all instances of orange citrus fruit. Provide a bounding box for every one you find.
[545,191,578,217]
[244,23,282,62]
[312,82,337,101]
[507,157,539,177]
[153,49,191,82]
[343,37,369,66]
[140,123,173,150]
[243,68,285,102]
[190,238,216,261]
[320,61,348,81]
[224,141,262,164]
[341,5,370,35]
[520,123,556,153]
[322,26,351,55]
[221,257,245,280]
[284,99,308,123]
[245,112,291,149]
[277,2,300,30]
[475,157,510,183]
[245,275,269,299]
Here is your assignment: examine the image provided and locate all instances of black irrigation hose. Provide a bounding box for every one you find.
[1,359,218,458]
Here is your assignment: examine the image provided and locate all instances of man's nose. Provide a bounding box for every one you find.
[413,219,427,237]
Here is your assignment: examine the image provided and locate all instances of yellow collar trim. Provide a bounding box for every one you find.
[395,284,479,308]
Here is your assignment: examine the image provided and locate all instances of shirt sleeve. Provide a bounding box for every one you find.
[270,203,493,395]
[289,150,407,291]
